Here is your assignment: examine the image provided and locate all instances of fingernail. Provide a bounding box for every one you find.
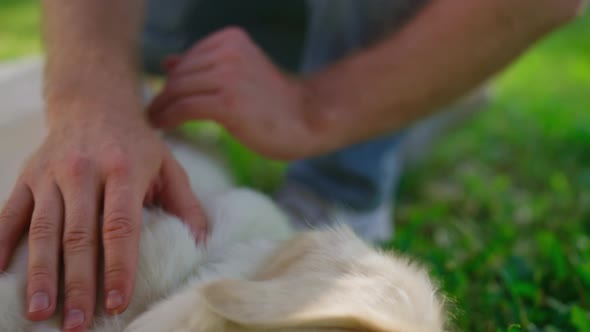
[64,309,85,329]
[106,290,124,311]
[29,292,49,312]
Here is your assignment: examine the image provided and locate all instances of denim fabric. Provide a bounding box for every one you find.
[141,0,429,211]
[292,0,428,210]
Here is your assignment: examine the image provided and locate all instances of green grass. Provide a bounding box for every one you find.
[2,3,589,331]
[391,14,590,331]
[0,0,40,60]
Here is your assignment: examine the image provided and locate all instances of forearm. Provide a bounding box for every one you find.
[305,0,585,153]
[41,0,145,121]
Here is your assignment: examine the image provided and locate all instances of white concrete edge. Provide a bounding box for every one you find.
[0,56,43,84]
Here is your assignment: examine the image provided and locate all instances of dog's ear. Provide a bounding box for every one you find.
[201,226,445,332]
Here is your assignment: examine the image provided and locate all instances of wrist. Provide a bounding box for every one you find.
[45,87,145,130]
[44,68,144,126]
[44,50,141,103]
[297,73,358,156]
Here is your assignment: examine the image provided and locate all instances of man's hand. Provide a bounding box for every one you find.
[0,100,207,331]
[25,0,209,330]
[150,0,584,163]
[147,27,324,161]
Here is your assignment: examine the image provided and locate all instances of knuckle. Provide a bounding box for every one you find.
[218,45,242,64]
[107,158,132,177]
[64,280,92,302]
[0,206,18,226]
[64,155,93,178]
[218,65,238,82]
[104,263,130,285]
[103,149,132,177]
[103,212,136,241]
[29,215,56,241]
[63,228,95,254]
[29,265,54,283]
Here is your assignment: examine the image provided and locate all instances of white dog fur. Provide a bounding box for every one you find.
[0,62,446,332]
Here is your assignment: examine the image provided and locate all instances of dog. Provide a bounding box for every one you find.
[0,61,446,332]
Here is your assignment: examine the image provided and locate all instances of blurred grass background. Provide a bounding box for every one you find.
[0,0,40,60]
[1,1,589,331]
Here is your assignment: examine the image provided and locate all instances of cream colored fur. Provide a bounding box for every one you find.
[0,62,446,332]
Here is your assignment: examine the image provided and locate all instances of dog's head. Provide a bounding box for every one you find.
[200,225,446,332]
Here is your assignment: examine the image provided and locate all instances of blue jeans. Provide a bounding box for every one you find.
[142,0,431,211]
